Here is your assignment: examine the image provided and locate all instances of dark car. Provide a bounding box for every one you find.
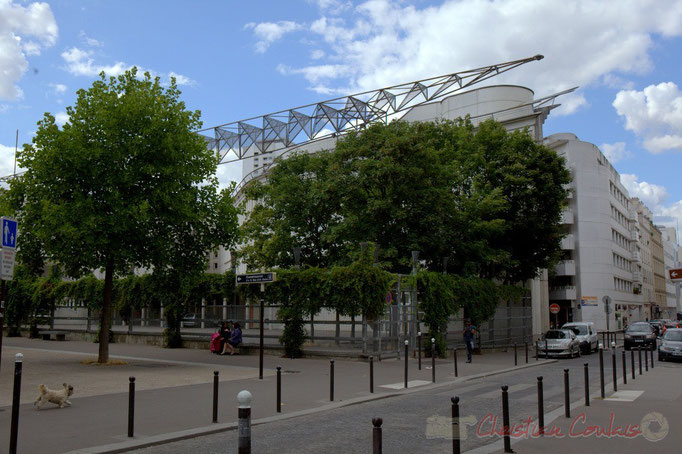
[624,322,657,351]
[658,328,682,361]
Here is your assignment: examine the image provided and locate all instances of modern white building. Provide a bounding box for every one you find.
[660,226,680,318]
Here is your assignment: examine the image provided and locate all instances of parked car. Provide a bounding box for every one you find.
[648,320,664,337]
[658,328,682,361]
[624,322,657,350]
[536,329,581,358]
[561,322,598,354]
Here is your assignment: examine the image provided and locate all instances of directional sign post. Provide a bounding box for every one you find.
[237,273,277,379]
[0,217,17,376]
[669,268,682,282]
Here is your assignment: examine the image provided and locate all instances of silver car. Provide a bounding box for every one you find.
[561,322,598,354]
[658,328,682,361]
[536,329,581,358]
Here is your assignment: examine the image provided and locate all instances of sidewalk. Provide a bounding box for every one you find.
[474,356,682,453]
[0,336,550,453]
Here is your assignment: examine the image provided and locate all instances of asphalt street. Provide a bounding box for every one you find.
[130,349,659,453]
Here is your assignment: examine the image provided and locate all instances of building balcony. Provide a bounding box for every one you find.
[628,209,638,221]
[554,260,576,276]
[560,234,575,250]
[561,209,574,225]
[549,285,577,300]
[632,251,642,262]
[633,271,643,283]
[630,230,639,241]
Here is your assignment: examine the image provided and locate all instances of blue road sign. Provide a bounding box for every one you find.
[1,217,17,249]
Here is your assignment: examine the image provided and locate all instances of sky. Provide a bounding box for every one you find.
[2,0,682,239]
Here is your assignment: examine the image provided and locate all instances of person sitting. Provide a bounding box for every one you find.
[221,322,242,355]
[219,321,231,353]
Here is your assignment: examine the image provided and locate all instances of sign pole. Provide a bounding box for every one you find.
[0,283,5,376]
[259,283,265,380]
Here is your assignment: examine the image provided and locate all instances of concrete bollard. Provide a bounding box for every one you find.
[238,390,252,454]
[372,417,383,454]
[452,396,460,454]
[9,353,23,454]
[128,377,135,438]
[213,371,219,423]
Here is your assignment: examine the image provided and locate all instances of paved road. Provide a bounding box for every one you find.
[131,349,659,453]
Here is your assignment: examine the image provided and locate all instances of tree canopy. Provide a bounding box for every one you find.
[240,118,570,282]
[9,69,239,361]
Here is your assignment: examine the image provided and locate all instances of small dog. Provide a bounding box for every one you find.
[34,383,74,409]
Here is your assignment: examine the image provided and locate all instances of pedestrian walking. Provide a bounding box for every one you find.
[464,320,477,363]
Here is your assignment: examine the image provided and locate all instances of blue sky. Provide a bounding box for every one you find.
[2,0,682,237]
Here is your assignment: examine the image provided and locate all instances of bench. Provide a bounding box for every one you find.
[39,330,68,341]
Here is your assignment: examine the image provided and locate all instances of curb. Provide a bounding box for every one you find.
[63,359,556,454]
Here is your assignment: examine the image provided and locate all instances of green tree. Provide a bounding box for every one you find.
[10,69,238,362]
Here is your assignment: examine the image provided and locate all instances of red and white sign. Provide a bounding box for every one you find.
[670,268,682,281]
[549,303,561,314]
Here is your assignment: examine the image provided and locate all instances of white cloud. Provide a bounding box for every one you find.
[244,21,303,53]
[600,142,633,163]
[0,1,58,100]
[168,71,196,87]
[215,161,242,191]
[54,112,69,127]
[79,31,102,47]
[613,82,682,154]
[271,0,682,109]
[61,47,129,77]
[621,173,668,210]
[0,143,21,177]
[311,49,325,59]
[49,83,67,94]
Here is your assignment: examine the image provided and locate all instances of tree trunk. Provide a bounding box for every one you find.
[98,258,114,363]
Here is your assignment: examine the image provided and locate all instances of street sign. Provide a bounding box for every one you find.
[1,217,17,249]
[602,295,612,314]
[236,272,277,285]
[549,303,560,314]
[669,268,682,281]
[0,248,15,281]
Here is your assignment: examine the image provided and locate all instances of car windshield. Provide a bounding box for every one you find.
[545,331,568,339]
[627,324,651,333]
[664,331,682,341]
[564,325,587,335]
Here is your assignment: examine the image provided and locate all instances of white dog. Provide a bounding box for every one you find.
[34,383,74,409]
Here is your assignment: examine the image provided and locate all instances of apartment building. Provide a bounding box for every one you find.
[660,226,679,318]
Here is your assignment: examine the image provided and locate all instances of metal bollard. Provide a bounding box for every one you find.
[631,349,635,379]
[599,347,605,398]
[535,339,539,361]
[372,417,383,454]
[276,366,282,413]
[622,350,627,385]
[650,348,654,369]
[453,348,458,377]
[418,331,422,370]
[431,338,436,383]
[525,342,529,364]
[330,359,335,401]
[452,396,460,454]
[128,377,135,438]
[238,390,252,454]
[564,369,570,418]
[611,344,617,392]
[213,371,219,423]
[501,385,512,453]
[370,356,374,393]
[584,363,590,406]
[514,343,517,366]
[645,347,648,372]
[537,376,544,436]
[404,340,409,388]
[602,332,606,348]
[638,347,643,375]
[9,353,23,454]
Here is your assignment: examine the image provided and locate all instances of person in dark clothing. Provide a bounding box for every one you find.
[218,321,231,353]
[222,322,242,355]
[464,320,477,363]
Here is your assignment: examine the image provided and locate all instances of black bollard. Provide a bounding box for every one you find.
[535,339,539,361]
[650,347,654,369]
[418,331,422,370]
[452,397,460,454]
[330,359,335,401]
[370,356,374,393]
[9,353,23,454]
[501,385,512,453]
[622,350,627,385]
[537,376,544,436]
[638,347,643,375]
[514,343,517,366]
[583,363,590,406]
[545,339,548,359]
[238,390,252,454]
[611,347,617,392]
[276,366,282,413]
[564,369,570,418]
[453,348,458,377]
[599,347,605,398]
[213,371,219,423]
[645,347,649,372]
[631,349,635,380]
[602,332,606,348]
[525,342,529,364]
[128,376,135,438]
[372,418,383,454]
[431,338,436,383]
[404,340,409,389]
